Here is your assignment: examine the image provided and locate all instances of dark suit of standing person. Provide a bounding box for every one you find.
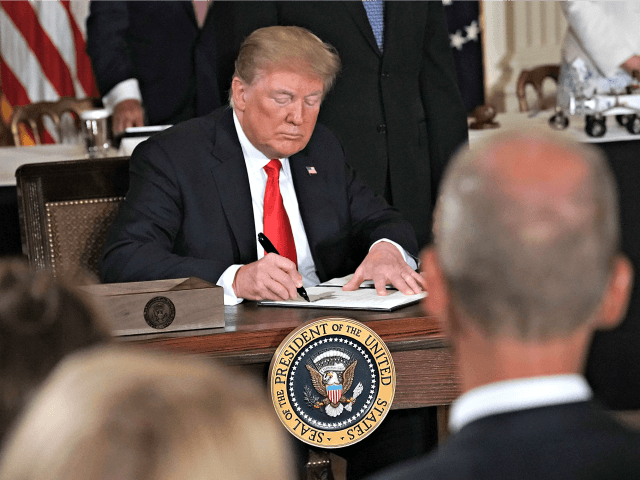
[367,129,640,480]
[214,1,469,248]
[86,1,221,134]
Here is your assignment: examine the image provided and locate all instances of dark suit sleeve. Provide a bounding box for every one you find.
[85,1,134,96]
[420,1,469,203]
[98,141,229,284]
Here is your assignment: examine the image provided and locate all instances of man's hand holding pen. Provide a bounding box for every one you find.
[232,253,304,301]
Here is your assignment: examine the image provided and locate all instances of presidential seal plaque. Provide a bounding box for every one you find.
[269,317,395,448]
[143,296,176,329]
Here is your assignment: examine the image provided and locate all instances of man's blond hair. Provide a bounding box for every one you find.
[229,25,341,105]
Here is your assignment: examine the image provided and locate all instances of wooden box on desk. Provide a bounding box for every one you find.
[80,277,224,336]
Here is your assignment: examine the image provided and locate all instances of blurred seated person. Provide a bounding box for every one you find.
[0,259,109,444]
[86,1,221,134]
[558,1,640,109]
[99,26,425,305]
[0,346,294,480]
[368,128,640,479]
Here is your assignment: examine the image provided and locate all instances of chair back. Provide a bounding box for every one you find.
[10,97,98,145]
[0,118,13,146]
[16,157,129,283]
[516,64,560,112]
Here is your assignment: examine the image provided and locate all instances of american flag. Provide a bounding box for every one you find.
[0,1,98,144]
[443,0,485,113]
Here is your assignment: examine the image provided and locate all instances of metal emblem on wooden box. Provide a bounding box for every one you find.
[269,317,395,448]
[143,296,176,329]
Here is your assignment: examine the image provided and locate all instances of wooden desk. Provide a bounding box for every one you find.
[126,302,460,410]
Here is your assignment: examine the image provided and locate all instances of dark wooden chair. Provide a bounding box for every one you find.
[516,64,561,112]
[0,117,13,146]
[15,157,129,283]
[10,96,99,145]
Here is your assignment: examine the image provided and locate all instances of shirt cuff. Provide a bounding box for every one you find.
[102,78,142,114]
[216,264,244,306]
[370,239,418,271]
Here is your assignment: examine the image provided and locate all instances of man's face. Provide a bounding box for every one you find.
[232,68,324,159]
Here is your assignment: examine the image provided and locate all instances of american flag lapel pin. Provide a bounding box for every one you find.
[306,166,317,176]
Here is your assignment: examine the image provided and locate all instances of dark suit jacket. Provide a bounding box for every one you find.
[366,401,640,480]
[214,1,469,248]
[99,107,417,285]
[86,1,220,126]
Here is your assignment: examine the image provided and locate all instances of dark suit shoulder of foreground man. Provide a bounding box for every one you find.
[367,128,640,480]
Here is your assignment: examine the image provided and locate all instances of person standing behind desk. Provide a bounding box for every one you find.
[213,1,469,249]
[368,128,640,480]
[86,1,221,134]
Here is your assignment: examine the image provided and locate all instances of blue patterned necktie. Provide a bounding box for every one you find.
[362,0,385,52]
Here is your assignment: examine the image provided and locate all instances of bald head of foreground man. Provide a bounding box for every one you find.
[367,129,640,480]
[425,129,632,391]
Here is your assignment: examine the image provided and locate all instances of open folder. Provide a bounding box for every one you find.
[258,274,427,311]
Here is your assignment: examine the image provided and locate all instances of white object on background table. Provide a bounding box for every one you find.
[80,109,111,157]
[118,137,148,156]
[468,111,640,147]
[118,125,172,156]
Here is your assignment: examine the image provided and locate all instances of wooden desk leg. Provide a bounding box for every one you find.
[305,449,347,480]
[437,405,451,445]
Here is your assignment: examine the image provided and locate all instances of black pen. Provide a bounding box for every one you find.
[258,232,310,302]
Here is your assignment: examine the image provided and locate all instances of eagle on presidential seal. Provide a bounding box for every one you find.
[304,349,364,418]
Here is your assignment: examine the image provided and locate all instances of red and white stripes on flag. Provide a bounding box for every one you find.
[0,0,97,144]
[327,384,343,404]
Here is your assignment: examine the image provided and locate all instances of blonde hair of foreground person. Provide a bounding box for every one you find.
[0,346,295,480]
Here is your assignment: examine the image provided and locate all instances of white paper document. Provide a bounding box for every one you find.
[317,274,395,289]
[258,286,427,312]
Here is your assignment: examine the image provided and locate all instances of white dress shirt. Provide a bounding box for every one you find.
[449,374,593,433]
[216,111,415,305]
[102,78,142,116]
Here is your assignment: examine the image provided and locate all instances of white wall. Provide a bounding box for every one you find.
[482,0,567,112]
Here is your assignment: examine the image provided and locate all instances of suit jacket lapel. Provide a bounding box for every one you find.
[289,150,333,281]
[382,1,399,56]
[209,109,257,264]
[180,0,198,28]
[341,1,382,57]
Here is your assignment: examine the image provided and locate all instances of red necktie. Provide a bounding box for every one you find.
[263,159,297,267]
